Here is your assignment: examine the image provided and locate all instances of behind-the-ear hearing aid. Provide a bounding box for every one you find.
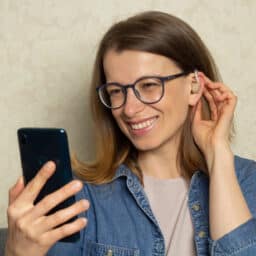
[191,69,200,93]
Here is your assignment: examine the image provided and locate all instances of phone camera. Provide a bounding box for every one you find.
[20,133,28,145]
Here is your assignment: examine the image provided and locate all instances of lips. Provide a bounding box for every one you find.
[126,116,158,132]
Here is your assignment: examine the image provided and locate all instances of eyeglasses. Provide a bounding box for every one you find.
[96,71,190,109]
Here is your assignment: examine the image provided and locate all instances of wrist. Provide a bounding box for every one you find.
[205,142,234,174]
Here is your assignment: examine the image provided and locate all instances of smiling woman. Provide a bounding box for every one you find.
[5,11,256,256]
[73,11,224,184]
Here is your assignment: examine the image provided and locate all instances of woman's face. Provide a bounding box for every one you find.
[103,49,196,152]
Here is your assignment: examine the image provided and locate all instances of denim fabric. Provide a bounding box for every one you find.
[47,155,256,256]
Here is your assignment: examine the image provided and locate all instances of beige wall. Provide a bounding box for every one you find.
[1,0,255,227]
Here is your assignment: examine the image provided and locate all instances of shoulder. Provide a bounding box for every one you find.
[76,164,133,202]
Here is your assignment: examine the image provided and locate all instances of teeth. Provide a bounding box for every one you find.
[130,118,156,130]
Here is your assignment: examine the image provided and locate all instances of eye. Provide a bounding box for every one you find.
[107,87,122,97]
[138,78,161,90]
[142,82,159,88]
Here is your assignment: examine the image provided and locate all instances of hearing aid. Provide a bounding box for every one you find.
[191,69,200,93]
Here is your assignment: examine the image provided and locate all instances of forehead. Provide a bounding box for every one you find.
[103,50,180,83]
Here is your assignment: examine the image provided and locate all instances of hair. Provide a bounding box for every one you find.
[72,11,235,184]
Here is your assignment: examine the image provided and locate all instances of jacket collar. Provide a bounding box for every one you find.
[113,164,136,180]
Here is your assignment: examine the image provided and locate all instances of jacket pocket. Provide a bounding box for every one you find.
[85,240,140,256]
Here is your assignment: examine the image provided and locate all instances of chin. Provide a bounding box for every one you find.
[130,138,163,152]
[128,128,182,153]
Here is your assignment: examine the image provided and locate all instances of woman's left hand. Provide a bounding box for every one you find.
[191,73,237,166]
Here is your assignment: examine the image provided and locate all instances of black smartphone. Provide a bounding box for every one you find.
[17,127,80,242]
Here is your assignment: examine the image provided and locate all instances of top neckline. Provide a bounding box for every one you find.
[143,173,184,183]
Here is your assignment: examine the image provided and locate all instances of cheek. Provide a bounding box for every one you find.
[161,89,190,126]
[165,87,189,113]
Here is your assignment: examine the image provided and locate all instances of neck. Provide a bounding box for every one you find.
[137,136,182,179]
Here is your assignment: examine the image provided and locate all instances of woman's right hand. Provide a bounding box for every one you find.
[5,161,90,256]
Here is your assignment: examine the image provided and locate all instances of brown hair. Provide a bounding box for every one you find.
[72,11,234,184]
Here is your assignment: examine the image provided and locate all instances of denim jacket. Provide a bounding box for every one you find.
[47,155,256,256]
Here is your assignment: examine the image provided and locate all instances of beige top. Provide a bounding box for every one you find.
[143,175,196,256]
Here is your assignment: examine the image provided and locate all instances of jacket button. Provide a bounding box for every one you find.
[198,231,206,238]
[192,204,200,211]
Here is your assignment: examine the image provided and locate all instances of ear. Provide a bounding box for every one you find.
[188,71,205,106]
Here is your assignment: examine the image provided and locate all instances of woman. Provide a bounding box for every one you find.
[5,11,256,256]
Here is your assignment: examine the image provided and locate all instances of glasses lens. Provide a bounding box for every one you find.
[99,84,125,108]
[135,77,163,103]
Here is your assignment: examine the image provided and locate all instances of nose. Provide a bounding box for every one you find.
[122,88,145,117]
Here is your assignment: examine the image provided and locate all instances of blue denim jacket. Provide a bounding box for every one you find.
[47,155,256,256]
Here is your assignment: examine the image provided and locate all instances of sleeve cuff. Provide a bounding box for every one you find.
[209,218,256,255]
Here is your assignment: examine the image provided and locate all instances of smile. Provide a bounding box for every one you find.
[129,117,157,130]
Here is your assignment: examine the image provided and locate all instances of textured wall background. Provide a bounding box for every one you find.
[0,0,255,227]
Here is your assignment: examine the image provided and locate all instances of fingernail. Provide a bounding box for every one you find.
[81,199,89,207]
[71,181,82,189]
[81,217,87,224]
[16,176,23,185]
[18,176,24,184]
[44,161,55,170]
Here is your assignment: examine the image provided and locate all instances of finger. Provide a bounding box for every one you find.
[41,217,87,245]
[215,90,236,102]
[213,92,237,135]
[9,176,25,205]
[200,73,231,93]
[219,91,237,113]
[32,180,83,218]
[207,88,235,119]
[210,88,222,99]
[18,161,56,204]
[36,199,89,233]
[205,81,230,94]
[203,89,218,121]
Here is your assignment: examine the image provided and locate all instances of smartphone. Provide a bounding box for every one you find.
[17,128,80,242]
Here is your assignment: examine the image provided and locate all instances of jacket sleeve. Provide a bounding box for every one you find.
[209,159,256,256]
